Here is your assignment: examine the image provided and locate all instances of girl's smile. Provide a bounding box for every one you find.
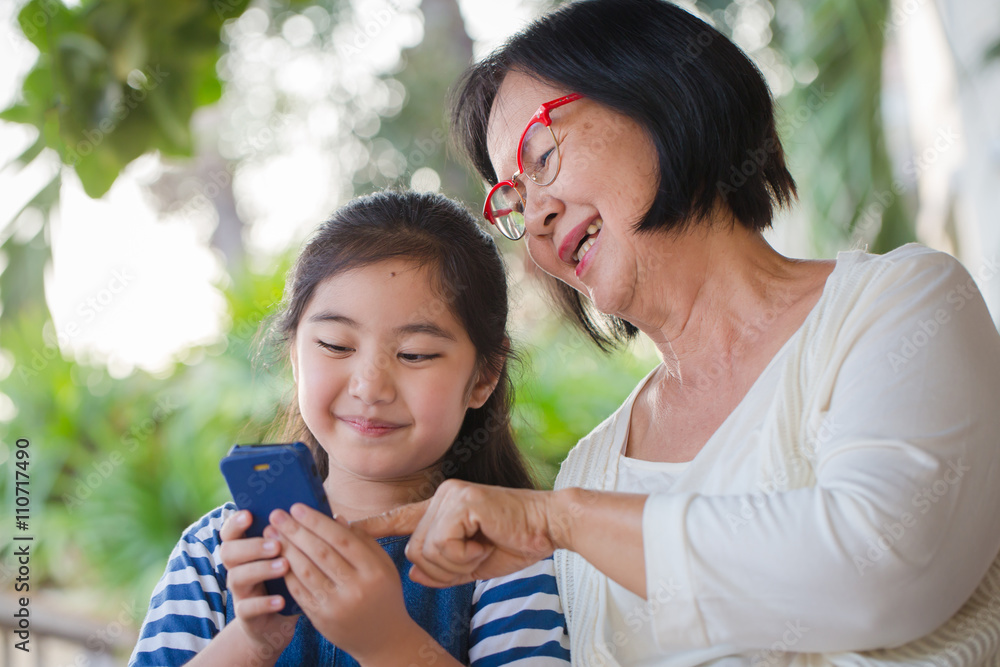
[337,415,408,437]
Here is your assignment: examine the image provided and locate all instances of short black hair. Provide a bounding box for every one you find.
[450,0,796,350]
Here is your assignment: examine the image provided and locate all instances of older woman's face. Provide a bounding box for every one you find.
[486,71,660,317]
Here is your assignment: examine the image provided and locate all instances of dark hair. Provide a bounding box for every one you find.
[263,190,536,492]
[450,0,796,350]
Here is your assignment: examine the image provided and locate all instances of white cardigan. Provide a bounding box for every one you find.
[554,244,1000,666]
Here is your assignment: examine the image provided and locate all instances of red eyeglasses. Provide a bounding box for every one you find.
[483,93,583,240]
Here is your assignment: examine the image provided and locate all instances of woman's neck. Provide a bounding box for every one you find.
[626,224,831,389]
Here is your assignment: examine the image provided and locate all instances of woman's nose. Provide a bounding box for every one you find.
[349,353,396,405]
[522,184,564,238]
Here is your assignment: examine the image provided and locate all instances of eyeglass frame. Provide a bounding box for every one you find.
[482,93,584,239]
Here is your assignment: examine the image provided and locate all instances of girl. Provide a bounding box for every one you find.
[128,190,571,666]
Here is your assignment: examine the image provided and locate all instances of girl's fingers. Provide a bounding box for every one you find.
[220,510,283,569]
[226,558,289,597]
[280,542,330,611]
[270,507,358,577]
[234,594,286,619]
[220,535,281,568]
[220,510,253,541]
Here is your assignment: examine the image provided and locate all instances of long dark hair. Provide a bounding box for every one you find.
[261,190,536,493]
[450,0,797,350]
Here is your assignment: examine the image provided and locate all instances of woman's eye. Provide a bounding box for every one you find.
[528,148,553,173]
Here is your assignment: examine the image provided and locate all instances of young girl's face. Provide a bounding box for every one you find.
[290,258,495,483]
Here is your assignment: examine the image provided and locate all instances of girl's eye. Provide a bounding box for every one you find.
[398,353,440,363]
[317,340,352,354]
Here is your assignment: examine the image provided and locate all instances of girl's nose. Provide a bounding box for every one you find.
[349,353,396,405]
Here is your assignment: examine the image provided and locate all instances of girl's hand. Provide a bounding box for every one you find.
[267,504,421,663]
[219,510,299,655]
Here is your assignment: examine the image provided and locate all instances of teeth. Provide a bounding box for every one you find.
[574,219,603,263]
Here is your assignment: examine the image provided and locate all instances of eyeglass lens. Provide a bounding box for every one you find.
[486,122,561,239]
[487,183,526,239]
[520,122,560,185]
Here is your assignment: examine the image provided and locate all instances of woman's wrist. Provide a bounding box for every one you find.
[545,488,649,596]
[544,487,589,552]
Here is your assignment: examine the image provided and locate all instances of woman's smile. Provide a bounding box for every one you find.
[558,215,603,265]
[572,218,603,276]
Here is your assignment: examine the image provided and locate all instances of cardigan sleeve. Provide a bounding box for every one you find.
[642,249,1000,652]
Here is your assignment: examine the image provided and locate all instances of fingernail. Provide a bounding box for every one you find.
[290,504,306,519]
[271,558,284,571]
[271,511,287,525]
[263,540,277,552]
[270,597,282,608]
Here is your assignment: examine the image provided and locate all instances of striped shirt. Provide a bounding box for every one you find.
[129,503,570,666]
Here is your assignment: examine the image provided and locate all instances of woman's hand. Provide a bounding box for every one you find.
[218,510,299,655]
[267,504,427,664]
[352,479,560,587]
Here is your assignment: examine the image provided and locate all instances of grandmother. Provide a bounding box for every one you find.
[359,0,1000,664]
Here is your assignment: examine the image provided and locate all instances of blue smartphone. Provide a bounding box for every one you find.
[219,442,332,615]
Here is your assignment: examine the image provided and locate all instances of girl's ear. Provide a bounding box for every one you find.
[468,366,500,409]
[468,339,508,409]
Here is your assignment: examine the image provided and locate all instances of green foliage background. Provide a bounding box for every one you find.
[4,0,994,658]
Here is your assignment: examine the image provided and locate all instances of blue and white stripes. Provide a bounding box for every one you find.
[129,503,570,666]
[470,558,571,666]
[129,504,234,666]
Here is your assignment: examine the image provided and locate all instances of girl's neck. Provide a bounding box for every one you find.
[322,467,438,523]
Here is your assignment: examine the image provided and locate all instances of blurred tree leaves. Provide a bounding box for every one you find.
[3,0,256,198]
[697,0,917,253]
[771,0,916,253]
[0,256,289,611]
[349,0,480,205]
[985,36,1000,63]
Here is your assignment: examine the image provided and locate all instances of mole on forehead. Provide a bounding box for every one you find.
[345,260,422,283]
